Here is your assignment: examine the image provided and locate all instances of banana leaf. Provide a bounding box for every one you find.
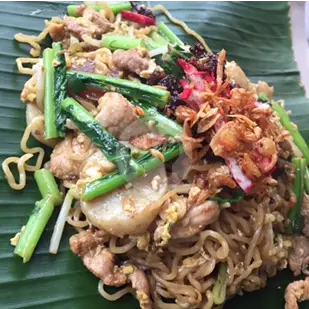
[0,1,308,309]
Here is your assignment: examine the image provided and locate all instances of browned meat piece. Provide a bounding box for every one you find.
[84,246,127,286]
[129,269,152,309]
[70,229,109,256]
[112,49,150,74]
[288,236,309,276]
[171,201,220,239]
[130,133,168,150]
[302,194,309,237]
[83,7,111,36]
[285,277,309,309]
[50,134,91,180]
[70,229,126,286]
[96,92,148,140]
[65,7,111,39]
[47,23,65,42]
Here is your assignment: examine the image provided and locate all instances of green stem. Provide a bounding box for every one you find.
[101,36,142,51]
[83,143,183,201]
[212,263,228,305]
[132,101,183,136]
[61,98,143,178]
[67,2,132,17]
[150,31,169,46]
[272,101,309,164]
[287,157,306,234]
[67,71,171,108]
[52,42,67,136]
[34,168,63,206]
[158,22,184,46]
[43,48,58,139]
[14,196,54,263]
[142,38,163,51]
[305,167,309,194]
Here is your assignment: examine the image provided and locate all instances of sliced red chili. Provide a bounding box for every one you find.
[121,10,155,26]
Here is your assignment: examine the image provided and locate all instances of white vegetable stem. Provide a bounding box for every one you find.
[148,45,169,58]
[35,60,45,112]
[49,190,73,254]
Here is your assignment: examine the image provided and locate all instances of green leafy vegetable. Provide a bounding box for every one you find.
[155,45,193,77]
[287,157,306,234]
[61,98,143,178]
[209,190,244,205]
[67,71,171,108]
[52,42,67,136]
[43,43,67,138]
[272,101,309,164]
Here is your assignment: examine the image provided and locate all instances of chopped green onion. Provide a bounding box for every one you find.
[34,168,63,206]
[14,196,54,263]
[272,101,309,164]
[212,263,228,305]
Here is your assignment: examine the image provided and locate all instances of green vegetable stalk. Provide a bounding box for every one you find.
[287,157,306,234]
[43,43,67,138]
[158,22,184,46]
[150,31,169,46]
[43,48,57,139]
[67,71,171,108]
[305,167,309,194]
[14,196,54,263]
[67,2,132,17]
[83,142,183,201]
[132,101,183,136]
[155,45,193,78]
[272,101,309,164]
[34,168,63,206]
[61,98,143,178]
[101,36,142,51]
[212,263,228,305]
